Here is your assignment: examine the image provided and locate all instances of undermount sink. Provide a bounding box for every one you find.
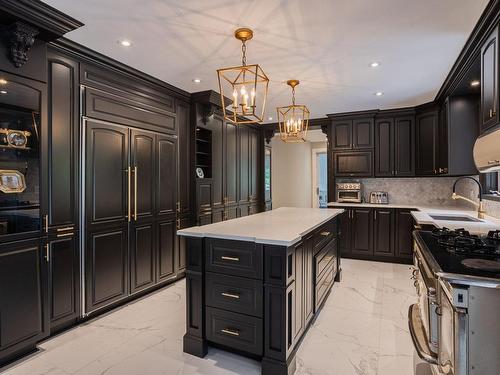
[429,214,482,222]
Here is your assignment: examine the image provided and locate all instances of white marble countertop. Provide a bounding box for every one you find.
[177,207,344,246]
[327,202,500,234]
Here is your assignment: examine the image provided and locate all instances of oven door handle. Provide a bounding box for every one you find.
[408,304,439,365]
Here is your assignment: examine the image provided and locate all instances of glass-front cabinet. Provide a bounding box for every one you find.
[0,77,42,238]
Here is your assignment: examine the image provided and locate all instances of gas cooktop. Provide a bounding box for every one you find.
[416,228,500,279]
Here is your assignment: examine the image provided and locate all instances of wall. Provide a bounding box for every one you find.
[270,136,327,208]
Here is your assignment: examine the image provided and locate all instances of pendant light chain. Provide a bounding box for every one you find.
[241,40,247,66]
[291,86,296,106]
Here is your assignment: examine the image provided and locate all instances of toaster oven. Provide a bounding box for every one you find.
[336,182,362,203]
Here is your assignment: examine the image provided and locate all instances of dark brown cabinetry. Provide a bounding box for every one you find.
[375,115,414,177]
[332,151,373,177]
[331,118,374,150]
[415,108,443,175]
[481,25,499,133]
[336,206,414,263]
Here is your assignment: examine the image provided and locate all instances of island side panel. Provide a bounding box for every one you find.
[183,237,208,357]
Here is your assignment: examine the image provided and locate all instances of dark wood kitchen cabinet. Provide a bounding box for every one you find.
[415,108,443,176]
[238,126,250,204]
[0,238,49,365]
[157,219,176,282]
[249,128,260,202]
[375,115,414,177]
[224,121,238,206]
[334,206,414,263]
[331,118,374,150]
[176,101,191,216]
[332,151,373,177]
[480,25,499,133]
[48,233,80,331]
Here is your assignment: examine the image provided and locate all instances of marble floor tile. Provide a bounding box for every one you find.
[0,259,418,375]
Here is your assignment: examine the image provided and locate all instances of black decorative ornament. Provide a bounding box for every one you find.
[5,21,39,68]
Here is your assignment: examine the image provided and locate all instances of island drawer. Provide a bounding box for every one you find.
[315,259,335,312]
[206,239,263,279]
[206,307,263,356]
[313,220,336,255]
[205,272,263,317]
[315,237,337,281]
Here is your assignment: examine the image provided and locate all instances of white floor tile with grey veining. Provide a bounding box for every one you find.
[0,259,422,375]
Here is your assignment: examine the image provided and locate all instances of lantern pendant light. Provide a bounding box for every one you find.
[277,80,310,143]
[217,28,269,124]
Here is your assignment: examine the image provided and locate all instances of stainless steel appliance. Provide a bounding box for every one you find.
[410,228,500,375]
[473,127,500,172]
[336,182,362,203]
[369,191,388,204]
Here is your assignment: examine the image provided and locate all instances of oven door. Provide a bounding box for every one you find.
[438,282,468,375]
[337,190,361,202]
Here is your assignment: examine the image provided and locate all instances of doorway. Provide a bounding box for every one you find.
[312,148,328,208]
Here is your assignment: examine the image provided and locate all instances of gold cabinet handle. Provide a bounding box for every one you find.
[221,328,240,337]
[320,231,330,236]
[56,232,74,238]
[221,256,239,262]
[44,214,49,233]
[127,167,131,222]
[56,226,74,232]
[45,244,49,262]
[176,201,181,213]
[134,166,138,221]
[221,292,240,299]
[176,219,181,230]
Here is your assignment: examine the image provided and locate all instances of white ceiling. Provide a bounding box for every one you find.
[43,0,489,120]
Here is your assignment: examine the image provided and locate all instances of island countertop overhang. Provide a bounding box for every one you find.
[177,207,344,247]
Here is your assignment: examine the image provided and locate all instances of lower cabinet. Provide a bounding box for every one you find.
[156,219,176,283]
[49,233,80,331]
[337,206,415,263]
[176,216,191,273]
[0,238,49,364]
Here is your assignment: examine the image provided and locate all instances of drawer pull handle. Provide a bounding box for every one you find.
[320,231,330,236]
[221,256,240,262]
[221,328,240,337]
[56,232,74,238]
[221,292,240,299]
[56,226,74,232]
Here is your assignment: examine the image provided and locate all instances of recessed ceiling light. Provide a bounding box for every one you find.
[268,117,273,121]
[375,91,384,96]
[370,62,380,68]
[119,39,132,47]
[192,78,201,83]
[470,80,480,87]
[0,90,7,94]
[0,79,7,85]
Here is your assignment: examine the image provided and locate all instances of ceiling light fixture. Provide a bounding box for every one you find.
[470,80,480,87]
[0,79,7,85]
[370,62,380,68]
[375,91,384,96]
[0,90,7,94]
[119,39,132,47]
[192,78,201,83]
[217,28,269,124]
[268,117,273,121]
[277,80,310,143]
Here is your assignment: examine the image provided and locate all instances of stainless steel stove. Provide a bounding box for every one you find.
[409,229,500,375]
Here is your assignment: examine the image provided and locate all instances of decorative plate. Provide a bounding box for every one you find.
[196,167,204,179]
[0,170,27,193]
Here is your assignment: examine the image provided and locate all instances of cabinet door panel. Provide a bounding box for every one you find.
[481,27,499,132]
[331,120,352,150]
[209,116,224,208]
[131,224,155,292]
[86,122,129,227]
[157,220,176,282]
[177,101,191,214]
[304,236,314,326]
[351,208,373,255]
[339,210,351,257]
[353,118,374,149]
[416,111,439,175]
[224,122,238,205]
[396,210,415,259]
[373,209,394,257]
[394,116,414,176]
[156,134,177,216]
[332,151,373,177]
[375,118,394,176]
[50,234,79,328]
[87,229,128,311]
[131,130,155,218]
[48,55,78,228]
[238,127,250,204]
[176,216,191,272]
[0,239,47,353]
[249,129,259,202]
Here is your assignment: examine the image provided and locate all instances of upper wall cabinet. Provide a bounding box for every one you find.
[81,63,176,133]
[415,107,443,176]
[330,117,374,150]
[480,25,499,133]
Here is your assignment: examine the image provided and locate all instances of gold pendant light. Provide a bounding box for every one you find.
[217,28,269,124]
[277,80,310,143]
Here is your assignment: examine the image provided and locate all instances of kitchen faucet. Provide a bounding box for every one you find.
[451,176,486,219]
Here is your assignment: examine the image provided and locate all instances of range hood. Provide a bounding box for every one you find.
[473,127,500,172]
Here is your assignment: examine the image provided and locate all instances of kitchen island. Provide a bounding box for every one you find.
[178,207,343,375]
